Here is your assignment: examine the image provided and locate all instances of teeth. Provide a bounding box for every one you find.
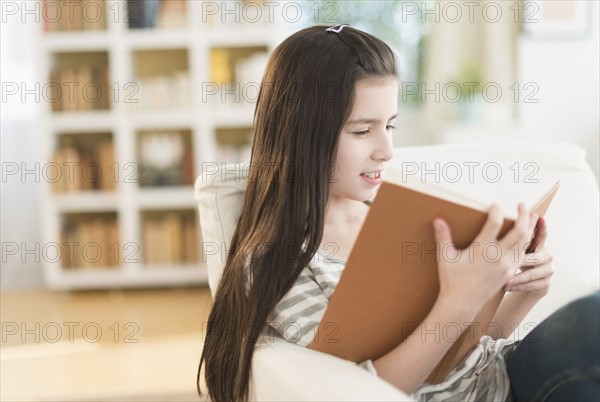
[363,171,380,179]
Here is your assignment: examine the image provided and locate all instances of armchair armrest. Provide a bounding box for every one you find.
[252,337,414,401]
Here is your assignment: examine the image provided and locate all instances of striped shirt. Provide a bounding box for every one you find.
[266,250,519,402]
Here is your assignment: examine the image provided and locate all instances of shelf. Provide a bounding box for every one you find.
[43,31,110,52]
[53,192,118,213]
[129,110,193,130]
[126,30,190,49]
[136,187,195,209]
[212,105,256,127]
[50,110,114,133]
[45,264,208,290]
[38,1,287,289]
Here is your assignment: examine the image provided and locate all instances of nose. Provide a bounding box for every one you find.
[372,128,394,163]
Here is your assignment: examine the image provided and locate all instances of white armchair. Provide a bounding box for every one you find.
[195,142,599,401]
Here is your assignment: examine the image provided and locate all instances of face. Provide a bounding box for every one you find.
[330,77,398,202]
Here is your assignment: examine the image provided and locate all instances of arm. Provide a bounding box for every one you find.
[488,217,554,339]
[372,297,478,395]
[487,291,544,339]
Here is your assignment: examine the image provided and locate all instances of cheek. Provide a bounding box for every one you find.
[333,144,359,181]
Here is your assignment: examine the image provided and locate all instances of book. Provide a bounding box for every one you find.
[310,167,560,385]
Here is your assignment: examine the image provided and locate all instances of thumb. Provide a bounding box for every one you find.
[433,218,456,252]
[434,218,459,262]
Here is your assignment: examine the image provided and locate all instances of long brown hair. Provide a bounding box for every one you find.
[197,24,399,402]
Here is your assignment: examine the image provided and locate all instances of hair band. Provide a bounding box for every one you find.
[325,24,350,34]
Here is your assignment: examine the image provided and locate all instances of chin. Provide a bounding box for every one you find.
[355,189,378,203]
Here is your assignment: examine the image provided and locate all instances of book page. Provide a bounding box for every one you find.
[382,167,559,220]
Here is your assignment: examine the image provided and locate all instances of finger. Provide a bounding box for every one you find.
[433,218,453,246]
[505,277,552,293]
[523,212,539,253]
[507,262,554,287]
[521,247,552,267]
[500,203,533,251]
[526,216,547,253]
[433,218,460,260]
[475,204,504,243]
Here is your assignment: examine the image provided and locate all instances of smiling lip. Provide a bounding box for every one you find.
[360,170,383,185]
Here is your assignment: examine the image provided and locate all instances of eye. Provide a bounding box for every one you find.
[354,130,370,136]
[386,124,396,132]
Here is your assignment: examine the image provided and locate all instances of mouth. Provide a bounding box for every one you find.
[359,170,383,186]
[360,171,382,180]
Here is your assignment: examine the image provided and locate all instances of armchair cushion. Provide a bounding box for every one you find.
[194,142,599,400]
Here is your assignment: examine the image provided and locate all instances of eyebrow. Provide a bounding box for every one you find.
[346,113,398,125]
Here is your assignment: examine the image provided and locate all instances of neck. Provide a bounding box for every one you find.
[324,194,369,227]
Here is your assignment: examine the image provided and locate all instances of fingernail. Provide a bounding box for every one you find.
[433,219,443,231]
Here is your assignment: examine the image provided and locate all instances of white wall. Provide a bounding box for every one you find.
[1,12,44,289]
[517,1,600,184]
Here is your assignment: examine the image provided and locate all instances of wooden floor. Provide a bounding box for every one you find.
[1,287,213,401]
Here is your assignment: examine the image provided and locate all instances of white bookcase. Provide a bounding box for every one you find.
[37,0,292,290]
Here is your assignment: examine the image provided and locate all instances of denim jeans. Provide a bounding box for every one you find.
[506,290,600,402]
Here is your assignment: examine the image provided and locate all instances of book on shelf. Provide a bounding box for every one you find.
[60,216,119,269]
[156,0,187,28]
[51,138,115,192]
[182,145,195,186]
[129,71,190,112]
[43,0,106,32]
[310,168,560,384]
[211,49,232,85]
[97,140,116,191]
[138,131,194,186]
[51,142,80,192]
[127,0,186,29]
[51,63,109,112]
[142,212,198,265]
[183,217,198,263]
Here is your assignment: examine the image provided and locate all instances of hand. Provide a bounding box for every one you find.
[433,203,537,313]
[504,217,554,296]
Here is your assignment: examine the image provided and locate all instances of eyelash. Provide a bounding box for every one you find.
[355,125,396,136]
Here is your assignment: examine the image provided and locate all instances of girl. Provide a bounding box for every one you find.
[197,24,600,402]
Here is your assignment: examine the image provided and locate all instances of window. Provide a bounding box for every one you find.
[299,0,431,107]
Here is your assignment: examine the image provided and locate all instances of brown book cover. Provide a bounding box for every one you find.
[78,64,93,111]
[105,218,119,267]
[310,168,560,385]
[79,151,93,191]
[183,147,195,186]
[61,144,81,192]
[59,67,76,112]
[143,219,156,265]
[183,216,198,263]
[165,213,182,264]
[89,218,104,267]
[50,147,65,192]
[97,139,116,191]
[49,69,61,112]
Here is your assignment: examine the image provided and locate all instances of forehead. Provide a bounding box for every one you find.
[346,77,399,123]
